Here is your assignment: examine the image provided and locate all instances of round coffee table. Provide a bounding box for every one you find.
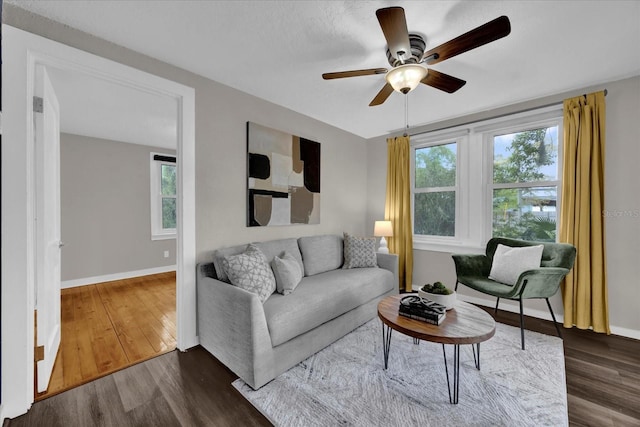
[377,294,496,404]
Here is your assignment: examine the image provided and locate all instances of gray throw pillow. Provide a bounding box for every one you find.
[489,244,544,286]
[342,232,377,269]
[222,244,276,303]
[272,252,303,295]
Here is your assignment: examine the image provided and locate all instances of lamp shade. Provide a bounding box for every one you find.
[385,64,427,94]
[374,220,393,237]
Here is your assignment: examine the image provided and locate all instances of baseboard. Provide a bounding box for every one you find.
[411,285,640,341]
[61,265,177,289]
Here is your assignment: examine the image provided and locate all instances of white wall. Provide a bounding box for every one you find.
[367,75,640,338]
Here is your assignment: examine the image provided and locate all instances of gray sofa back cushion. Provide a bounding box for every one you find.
[298,235,343,276]
[254,238,304,275]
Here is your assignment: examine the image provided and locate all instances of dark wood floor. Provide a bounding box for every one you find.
[6,307,640,426]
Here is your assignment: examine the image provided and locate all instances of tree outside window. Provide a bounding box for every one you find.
[161,164,177,229]
[492,127,559,241]
[414,143,456,237]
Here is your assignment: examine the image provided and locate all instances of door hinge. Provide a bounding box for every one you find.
[35,345,45,362]
[33,96,44,113]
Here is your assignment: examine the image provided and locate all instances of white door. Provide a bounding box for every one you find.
[34,66,62,393]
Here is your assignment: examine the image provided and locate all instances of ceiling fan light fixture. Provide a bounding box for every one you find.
[385,64,427,94]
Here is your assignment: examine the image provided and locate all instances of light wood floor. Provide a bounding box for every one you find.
[36,272,176,400]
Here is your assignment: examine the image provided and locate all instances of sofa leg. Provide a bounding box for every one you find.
[494,298,500,315]
[546,298,563,339]
[519,298,525,350]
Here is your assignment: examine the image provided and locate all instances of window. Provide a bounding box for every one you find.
[411,106,562,252]
[413,143,457,237]
[490,126,560,242]
[151,153,177,240]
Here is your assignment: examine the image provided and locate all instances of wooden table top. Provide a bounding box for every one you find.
[377,294,496,345]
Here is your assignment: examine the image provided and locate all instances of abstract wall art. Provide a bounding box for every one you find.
[247,122,320,226]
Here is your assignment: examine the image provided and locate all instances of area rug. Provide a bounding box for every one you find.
[233,319,567,427]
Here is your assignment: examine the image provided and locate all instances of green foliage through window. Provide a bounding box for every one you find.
[160,163,177,231]
[492,127,558,242]
[414,143,456,237]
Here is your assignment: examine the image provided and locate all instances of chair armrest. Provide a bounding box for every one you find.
[196,275,273,388]
[512,267,570,299]
[452,254,491,278]
[377,253,399,291]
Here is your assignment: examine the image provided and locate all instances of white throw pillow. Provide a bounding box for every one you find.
[272,252,303,295]
[489,244,544,286]
[222,244,276,303]
[342,232,378,269]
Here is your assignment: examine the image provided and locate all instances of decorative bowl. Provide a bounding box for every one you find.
[418,289,457,310]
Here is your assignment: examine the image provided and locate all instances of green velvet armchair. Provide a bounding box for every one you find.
[452,237,576,350]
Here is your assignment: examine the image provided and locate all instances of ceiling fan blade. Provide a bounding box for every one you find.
[423,16,511,65]
[421,69,466,93]
[376,7,411,61]
[322,68,387,80]
[369,83,394,106]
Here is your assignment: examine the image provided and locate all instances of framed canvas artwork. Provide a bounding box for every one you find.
[247,122,320,226]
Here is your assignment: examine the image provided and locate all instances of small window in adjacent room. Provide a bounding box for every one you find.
[151,153,177,240]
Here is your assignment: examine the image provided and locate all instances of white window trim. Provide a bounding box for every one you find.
[411,105,563,253]
[150,152,177,240]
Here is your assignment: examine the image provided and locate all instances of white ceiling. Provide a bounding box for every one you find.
[7,0,640,140]
[46,67,177,149]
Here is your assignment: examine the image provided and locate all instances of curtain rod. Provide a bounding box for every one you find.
[407,88,608,137]
[584,89,607,97]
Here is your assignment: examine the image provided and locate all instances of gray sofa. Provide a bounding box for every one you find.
[196,234,399,389]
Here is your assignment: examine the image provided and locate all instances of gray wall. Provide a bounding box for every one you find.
[60,133,176,281]
[366,75,640,336]
[3,5,370,266]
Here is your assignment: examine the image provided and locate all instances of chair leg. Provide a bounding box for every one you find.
[519,298,525,350]
[494,298,500,315]
[546,298,563,339]
[454,281,459,291]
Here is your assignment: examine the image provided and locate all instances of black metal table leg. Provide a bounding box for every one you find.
[381,322,392,369]
[471,342,480,370]
[442,344,460,404]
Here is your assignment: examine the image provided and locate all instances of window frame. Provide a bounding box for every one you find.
[411,105,563,253]
[150,152,177,240]
[484,118,563,243]
[411,129,469,251]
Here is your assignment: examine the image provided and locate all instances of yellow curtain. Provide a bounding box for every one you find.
[385,136,413,292]
[560,91,610,333]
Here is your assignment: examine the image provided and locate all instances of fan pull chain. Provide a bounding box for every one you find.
[403,94,409,137]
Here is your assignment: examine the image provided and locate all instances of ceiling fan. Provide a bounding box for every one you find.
[322,7,511,106]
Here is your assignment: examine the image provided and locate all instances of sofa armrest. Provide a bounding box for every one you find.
[452,254,491,278]
[377,253,399,291]
[513,267,570,299]
[196,273,273,388]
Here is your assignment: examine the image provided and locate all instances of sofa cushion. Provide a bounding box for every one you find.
[222,244,276,303]
[272,252,303,295]
[298,235,343,276]
[212,244,248,282]
[342,232,378,269]
[489,244,544,286]
[254,238,304,275]
[263,267,394,347]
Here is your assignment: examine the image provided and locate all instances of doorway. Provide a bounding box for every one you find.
[1,25,196,418]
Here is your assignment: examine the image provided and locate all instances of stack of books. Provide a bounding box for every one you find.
[399,295,446,325]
